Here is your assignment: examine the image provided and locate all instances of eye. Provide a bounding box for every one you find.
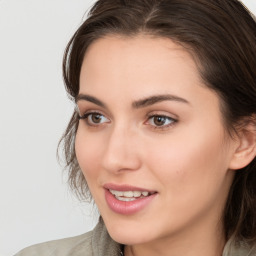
[79,112,110,126]
[147,115,176,128]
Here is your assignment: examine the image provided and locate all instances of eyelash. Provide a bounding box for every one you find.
[78,111,110,127]
[78,111,178,130]
[145,114,177,130]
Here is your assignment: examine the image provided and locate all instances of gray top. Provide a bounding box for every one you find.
[15,219,256,256]
[15,219,122,256]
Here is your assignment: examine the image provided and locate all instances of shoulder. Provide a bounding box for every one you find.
[14,231,93,256]
[14,219,122,256]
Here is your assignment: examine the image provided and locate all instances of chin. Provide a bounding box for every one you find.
[104,218,158,245]
[109,229,151,245]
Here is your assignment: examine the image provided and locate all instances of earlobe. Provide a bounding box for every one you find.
[229,121,256,170]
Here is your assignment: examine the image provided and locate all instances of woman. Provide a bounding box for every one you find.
[16,0,256,255]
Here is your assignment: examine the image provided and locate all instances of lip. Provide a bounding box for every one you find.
[104,183,157,215]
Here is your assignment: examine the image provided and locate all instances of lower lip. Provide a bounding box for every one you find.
[105,189,157,215]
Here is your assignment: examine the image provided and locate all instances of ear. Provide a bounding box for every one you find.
[229,120,256,170]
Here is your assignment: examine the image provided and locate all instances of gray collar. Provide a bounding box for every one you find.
[92,218,123,256]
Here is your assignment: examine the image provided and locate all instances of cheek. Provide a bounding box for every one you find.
[145,124,229,200]
[75,128,103,181]
[141,126,232,232]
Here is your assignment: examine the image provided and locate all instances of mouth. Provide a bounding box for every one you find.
[109,189,155,202]
[103,184,157,215]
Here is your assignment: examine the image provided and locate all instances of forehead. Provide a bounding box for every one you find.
[79,35,204,96]
[81,35,196,71]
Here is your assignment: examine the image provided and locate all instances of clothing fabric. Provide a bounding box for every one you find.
[14,219,121,256]
[15,219,256,256]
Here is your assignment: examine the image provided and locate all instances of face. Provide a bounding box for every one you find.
[75,36,237,246]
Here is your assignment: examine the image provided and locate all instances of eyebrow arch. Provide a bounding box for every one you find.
[76,94,106,108]
[132,94,189,108]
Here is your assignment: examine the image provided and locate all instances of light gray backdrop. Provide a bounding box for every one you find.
[0,0,255,255]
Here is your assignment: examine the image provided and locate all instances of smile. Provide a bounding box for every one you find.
[104,184,157,215]
[109,189,154,201]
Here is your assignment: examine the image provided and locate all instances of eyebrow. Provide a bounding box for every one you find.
[76,94,106,108]
[132,94,190,108]
[76,93,189,109]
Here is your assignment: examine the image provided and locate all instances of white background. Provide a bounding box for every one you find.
[0,0,255,255]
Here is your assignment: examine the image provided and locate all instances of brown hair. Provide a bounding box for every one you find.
[59,0,256,242]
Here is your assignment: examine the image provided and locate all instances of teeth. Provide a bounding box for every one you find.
[142,191,149,196]
[113,190,123,197]
[123,191,134,197]
[133,191,142,197]
[109,189,151,199]
[116,197,136,202]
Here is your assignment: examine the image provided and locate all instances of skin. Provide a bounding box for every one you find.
[75,35,241,256]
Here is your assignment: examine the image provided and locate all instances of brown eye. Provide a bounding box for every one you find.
[91,113,102,123]
[153,116,168,126]
[147,115,176,128]
[79,112,110,126]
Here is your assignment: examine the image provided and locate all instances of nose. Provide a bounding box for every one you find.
[101,124,141,174]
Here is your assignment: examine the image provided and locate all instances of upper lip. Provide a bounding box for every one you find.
[103,183,157,193]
